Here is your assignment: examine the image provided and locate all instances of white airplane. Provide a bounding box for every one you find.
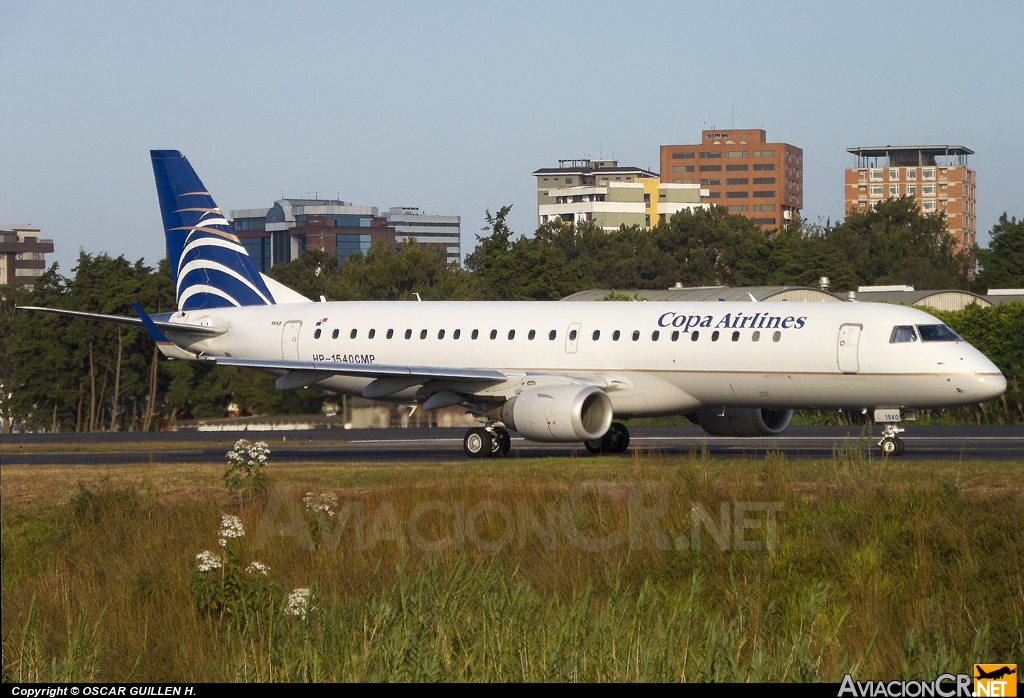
[22,151,1007,457]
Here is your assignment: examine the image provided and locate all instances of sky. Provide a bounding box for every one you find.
[2,0,1022,275]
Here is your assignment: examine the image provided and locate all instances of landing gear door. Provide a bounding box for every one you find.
[565,323,581,354]
[837,323,862,374]
[281,321,302,360]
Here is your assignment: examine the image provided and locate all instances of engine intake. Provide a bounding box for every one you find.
[502,385,614,442]
[695,408,793,437]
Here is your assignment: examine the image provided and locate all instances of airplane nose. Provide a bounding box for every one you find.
[979,371,1008,401]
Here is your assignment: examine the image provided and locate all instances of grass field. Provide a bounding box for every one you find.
[2,445,1022,682]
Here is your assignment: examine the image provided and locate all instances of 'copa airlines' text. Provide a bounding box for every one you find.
[657,312,807,332]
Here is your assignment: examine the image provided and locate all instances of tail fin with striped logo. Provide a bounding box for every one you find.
[151,150,277,310]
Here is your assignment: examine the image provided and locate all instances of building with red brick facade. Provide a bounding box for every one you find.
[660,129,802,231]
[844,145,976,252]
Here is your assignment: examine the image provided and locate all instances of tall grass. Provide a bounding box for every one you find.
[2,452,1022,682]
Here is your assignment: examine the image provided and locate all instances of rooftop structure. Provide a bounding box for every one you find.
[844,145,976,251]
[0,224,54,286]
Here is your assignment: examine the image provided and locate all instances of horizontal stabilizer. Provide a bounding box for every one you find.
[17,306,223,336]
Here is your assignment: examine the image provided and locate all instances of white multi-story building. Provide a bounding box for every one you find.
[382,207,462,266]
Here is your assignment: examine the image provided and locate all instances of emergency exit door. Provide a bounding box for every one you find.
[565,323,581,354]
[837,324,862,374]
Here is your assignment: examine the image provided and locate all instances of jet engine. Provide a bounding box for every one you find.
[694,408,793,437]
[501,385,614,442]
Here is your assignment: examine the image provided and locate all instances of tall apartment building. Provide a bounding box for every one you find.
[844,145,976,251]
[382,207,462,266]
[533,159,705,230]
[0,224,54,286]
[660,129,803,231]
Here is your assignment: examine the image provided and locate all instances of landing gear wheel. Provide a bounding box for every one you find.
[464,427,493,458]
[585,422,631,454]
[878,422,906,457]
[491,428,511,457]
[880,437,898,456]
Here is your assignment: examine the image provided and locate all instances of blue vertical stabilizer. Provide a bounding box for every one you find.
[150,150,275,310]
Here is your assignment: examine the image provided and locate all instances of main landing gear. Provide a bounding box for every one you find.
[584,422,630,455]
[878,423,906,457]
[463,426,511,459]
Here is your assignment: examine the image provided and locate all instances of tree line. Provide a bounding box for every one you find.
[1,202,1021,431]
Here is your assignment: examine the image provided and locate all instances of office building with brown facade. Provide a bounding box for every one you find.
[844,145,976,251]
[660,129,803,231]
[0,224,54,286]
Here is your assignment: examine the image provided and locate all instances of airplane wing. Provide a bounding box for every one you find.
[17,306,222,336]
[210,356,508,391]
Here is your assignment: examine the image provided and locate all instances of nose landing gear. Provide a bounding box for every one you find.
[878,423,905,457]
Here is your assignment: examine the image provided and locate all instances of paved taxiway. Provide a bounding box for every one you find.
[2,426,1022,465]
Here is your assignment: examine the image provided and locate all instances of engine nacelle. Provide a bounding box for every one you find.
[695,408,793,437]
[501,385,614,442]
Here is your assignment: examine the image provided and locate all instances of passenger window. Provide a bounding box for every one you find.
[454,329,461,339]
[691,331,699,341]
[752,331,760,342]
[438,329,445,340]
[472,329,480,340]
[613,330,620,341]
[528,330,535,340]
[314,328,322,339]
[420,329,428,339]
[773,331,781,342]
[332,329,340,339]
[350,329,357,339]
[405,329,412,339]
[489,329,497,340]
[569,329,578,340]
[671,330,679,341]
[548,330,556,340]
[592,330,601,340]
[711,331,720,342]
[732,331,740,342]
[508,330,515,340]
[651,330,660,341]
[387,329,394,339]
[917,325,958,342]
[368,329,376,339]
[632,330,640,341]
[890,326,918,343]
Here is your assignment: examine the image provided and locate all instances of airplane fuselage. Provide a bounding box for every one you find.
[162,300,1005,416]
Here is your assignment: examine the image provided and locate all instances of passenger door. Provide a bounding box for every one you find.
[281,321,302,360]
[837,323,862,374]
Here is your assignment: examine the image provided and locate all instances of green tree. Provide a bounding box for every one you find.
[973,213,1024,292]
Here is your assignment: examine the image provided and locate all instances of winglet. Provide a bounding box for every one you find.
[131,302,200,360]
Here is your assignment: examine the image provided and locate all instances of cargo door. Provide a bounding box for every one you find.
[281,321,302,360]
[837,323,862,374]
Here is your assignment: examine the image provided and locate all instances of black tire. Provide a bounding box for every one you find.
[584,437,604,454]
[894,437,905,456]
[880,437,898,456]
[464,428,493,458]
[492,428,511,457]
[608,422,630,454]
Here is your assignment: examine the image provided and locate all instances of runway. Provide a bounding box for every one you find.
[2,425,1022,465]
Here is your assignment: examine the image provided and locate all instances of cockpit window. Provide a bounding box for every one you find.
[917,324,960,342]
[890,326,917,343]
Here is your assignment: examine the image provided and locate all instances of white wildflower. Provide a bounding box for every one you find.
[218,538,227,547]
[196,550,222,572]
[285,588,315,619]
[219,514,245,539]
[246,561,270,576]
[303,492,339,518]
